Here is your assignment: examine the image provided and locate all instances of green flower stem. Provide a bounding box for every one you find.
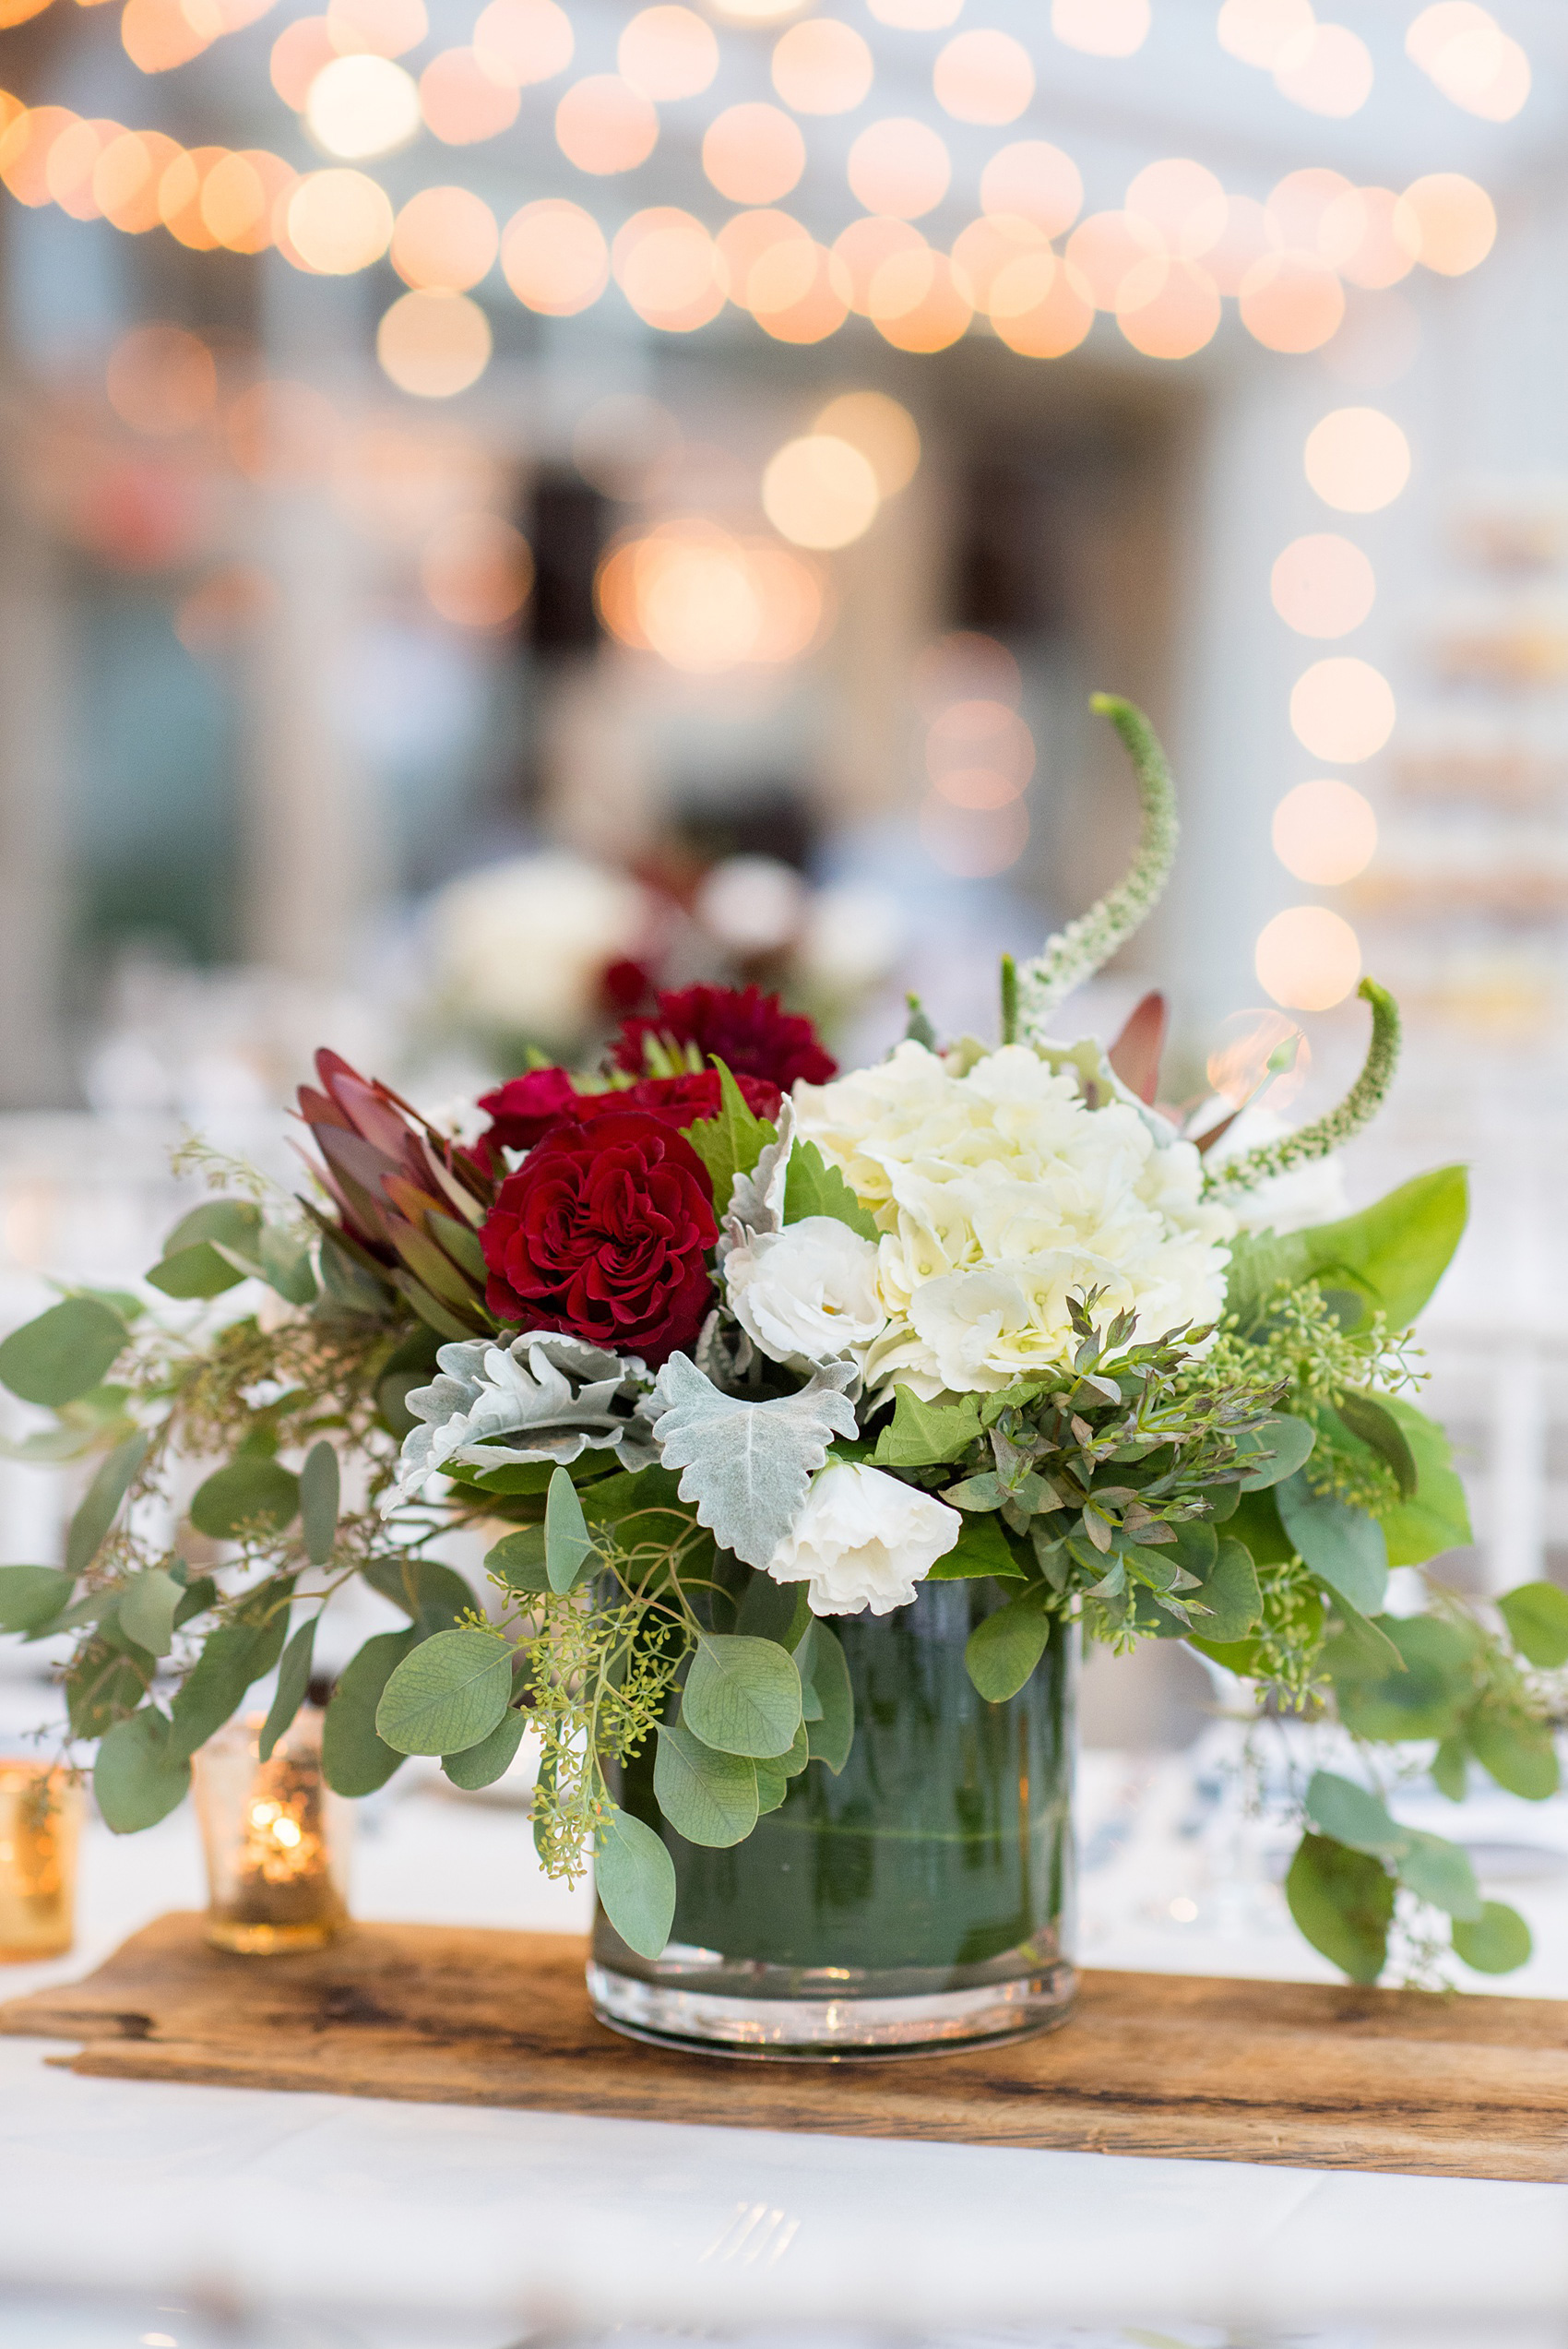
[1202,978,1402,1199]
[1016,695,1179,1039]
[999,954,1018,1045]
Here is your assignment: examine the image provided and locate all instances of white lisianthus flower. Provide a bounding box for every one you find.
[1203,1103,1348,1235]
[766,1462,961,1616]
[793,1040,1236,1399]
[723,1216,887,1374]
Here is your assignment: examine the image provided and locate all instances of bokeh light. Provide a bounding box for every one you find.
[980,139,1082,237]
[1052,0,1148,56]
[1271,534,1375,638]
[1197,192,1278,295]
[2,109,81,209]
[950,214,1050,309]
[927,698,1034,792]
[377,289,493,396]
[933,30,1033,125]
[472,0,574,86]
[1273,22,1374,116]
[422,511,533,626]
[160,148,227,250]
[555,74,658,173]
[273,20,342,111]
[95,131,184,233]
[122,0,208,75]
[750,244,849,342]
[106,324,216,435]
[1266,165,1355,255]
[1239,253,1345,352]
[1397,173,1496,275]
[1289,657,1396,763]
[832,215,927,313]
[501,197,608,313]
[1327,186,1420,289]
[392,186,498,290]
[288,167,394,270]
[847,117,950,219]
[990,256,1094,359]
[202,150,295,253]
[307,54,420,158]
[1065,210,1165,313]
[1217,0,1312,67]
[703,104,805,206]
[46,120,118,221]
[598,521,826,672]
[613,207,725,330]
[763,434,881,549]
[872,252,971,352]
[328,0,428,59]
[421,49,520,142]
[1125,157,1225,255]
[1255,906,1362,1011]
[1119,259,1221,360]
[913,631,1022,716]
[1272,779,1378,884]
[1304,407,1411,511]
[619,6,718,100]
[772,18,873,113]
[867,0,960,23]
[227,379,341,481]
[1407,4,1529,122]
[814,391,919,495]
[920,793,1029,877]
[719,207,809,304]
[1206,1008,1311,1115]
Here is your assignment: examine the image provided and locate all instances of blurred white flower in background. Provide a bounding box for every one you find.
[694,855,807,959]
[427,853,656,1052]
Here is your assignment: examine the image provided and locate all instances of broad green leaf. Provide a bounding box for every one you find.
[94,1708,190,1833]
[0,1565,74,1633]
[299,1442,339,1567]
[258,1615,317,1762]
[1431,1736,1468,1802]
[1189,1539,1262,1645]
[682,1633,802,1759]
[545,1466,595,1593]
[872,1387,984,1470]
[485,1526,549,1596]
[1320,1595,1405,1681]
[579,1464,685,1526]
[118,1568,182,1660]
[927,1511,1026,1580]
[681,1061,778,1220]
[648,1353,857,1570]
[796,1617,853,1773]
[1285,1831,1393,1985]
[0,1297,128,1408]
[1226,1488,1295,1567]
[258,1224,318,1306]
[595,1805,676,1958]
[375,1627,512,1756]
[362,1554,476,1630]
[322,1628,419,1795]
[1336,1614,1473,1743]
[1467,1711,1560,1801]
[375,1325,444,1440]
[653,1719,759,1847]
[66,1432,150,1578]
[189,1457,300,1543]
[944,1473,1005,1512]
[736,1571,812,1648]
[782,1138,879,1242]
[965,1585,1051,1703]
[146,1243,249,1301]
[1395,1829,1482,1922]
[1277,1473,1388,1615]
[169,1596,292,1761]
[1226,1167,1467,1334]
[1234,1413,1317,1492]
[319,1233,396,1317]
[66,1637,150,1737]
[161,1198,265,1258]
[754,1758,789,1814]
[1498,1580,1568,1671]
[1304,1769,1405,1856]
[1334,1393,1418,1501]
[1370,1398,1471,1568]
[442,1705,528,1790]
[1452,1901,1532,1975]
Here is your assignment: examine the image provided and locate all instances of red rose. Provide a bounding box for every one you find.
[480,1112,719,1364]
[611,984,837,1091]
[477,1066,781,1162]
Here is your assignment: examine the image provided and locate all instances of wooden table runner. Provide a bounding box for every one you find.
[4,1912,1566,2182]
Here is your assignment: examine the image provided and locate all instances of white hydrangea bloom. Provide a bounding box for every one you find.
[793,1041,1235,1399]
[724,1216,887,1375]
[766,1462,961,1616]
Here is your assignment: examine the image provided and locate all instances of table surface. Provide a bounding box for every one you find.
[5,1733,1568,2349]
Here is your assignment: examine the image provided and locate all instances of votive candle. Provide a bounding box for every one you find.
[191,1708,351,1955]
[0,1762,83,1961]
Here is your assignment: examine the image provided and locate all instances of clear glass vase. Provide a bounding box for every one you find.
[588,1580,1076,2059]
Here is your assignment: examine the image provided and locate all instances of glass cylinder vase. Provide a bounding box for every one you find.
[191,1708,351,1954]
[0,1762,83,1961]
[588,1579,1075,2059]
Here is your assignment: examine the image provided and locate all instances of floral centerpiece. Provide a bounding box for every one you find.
[1,698,1560,2053]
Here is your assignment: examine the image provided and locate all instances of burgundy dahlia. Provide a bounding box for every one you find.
[477,1066,781,1161]
[480,1111,719,1364]
[611,984,837,1091]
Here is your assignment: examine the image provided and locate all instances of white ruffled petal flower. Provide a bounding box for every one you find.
[766,1461,961,1616]
[723,1215,887,1375]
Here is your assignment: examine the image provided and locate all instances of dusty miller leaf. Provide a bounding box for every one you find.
[648,1353,857,1568]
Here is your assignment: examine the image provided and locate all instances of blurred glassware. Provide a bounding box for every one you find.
[0,1760,83,1961]
[191,1709,352,1955]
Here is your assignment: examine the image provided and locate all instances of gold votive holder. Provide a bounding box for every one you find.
[191,1708,351,1955]
[0,1761,83,1962]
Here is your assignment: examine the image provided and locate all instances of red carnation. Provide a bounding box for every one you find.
[480,1112,718,1365]
[611,984,837,1091]
[477,1066,781,1162]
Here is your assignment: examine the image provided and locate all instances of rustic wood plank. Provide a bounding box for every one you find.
[4,1913,1566,2183]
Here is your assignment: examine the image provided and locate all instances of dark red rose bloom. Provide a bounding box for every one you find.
[600,957,652,1013]
[477,1066,781,1163]
[611,983,837,1091]
[480,1111,719,1364]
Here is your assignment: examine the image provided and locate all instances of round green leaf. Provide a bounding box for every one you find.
[118,1568,182,1660]
[94,1708,191,1833]
[1235,1413,1316,1492]
[682,1633,802,1759]
[653,1720,759,1846]
[1498,1580,1568,1672]
[0,1565,75,1634]
[322,1628,416,1795]
[374,1628,512,1756]
[1452,1900,1533,1975]
[965,1589,1051,1703]
[1285,1830,1393,1985]
[189,1458,301,1542]
[442,1705,528,1791]
[0,1298,127,1408]
[596,1805,676,1959]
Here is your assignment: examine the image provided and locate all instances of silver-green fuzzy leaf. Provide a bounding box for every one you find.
[648,1353,858,1569]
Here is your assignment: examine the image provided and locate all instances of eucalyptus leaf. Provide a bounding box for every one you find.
[1452,1900,1532,1974]
[375,1627,512,1756]
[94,1708,190,1833]
[648,1353,857,1570]
[682,1633,802,1759]
[872,1388,983,1471]
[653,1719,759,1847]
[258,1616,318,1762]
[1334,1392,1418,1501]
[737,1571,811,1648]
[795,1617,853,1773]
[1234,1413,1316,1492]
[1467,1711,1560,1801]
[322,1628,419,1795]
[0,1297,128,1408]
[1395,1829,1482,1922]
[485,1525,549,1596]
[1276,1473,1388,1616]
[146,1243,249,1301]
[965,1585,1051,1702]
[66,1432,150,1579]
[545,1466,595,1593]
[1304,1769,1405,1856]
[442,1705,528,1790]
[362,1554,476,1630]
[169,1598,292,1761]
[1336,1614,1472,1743]
[0,1566,74,1633]
[1498,1580,1568,1671]
[118,1568,182,1660]
[595,1804,676,1958]
[189,1457,300,1543]
[299,1441,339,1568]
[1285,1830,1393,1985]
[1226,1166,1467,1335]
[1188,1539,1261,1645]
[1377,1399,1471,1568]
